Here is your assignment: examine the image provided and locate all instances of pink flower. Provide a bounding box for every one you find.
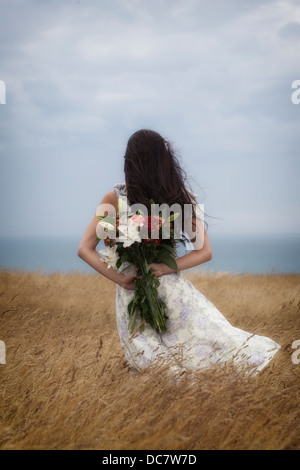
[131,214,145,225]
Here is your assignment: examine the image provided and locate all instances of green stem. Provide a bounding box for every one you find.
[129,243,167,333]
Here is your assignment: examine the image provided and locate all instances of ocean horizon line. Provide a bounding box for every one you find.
[0,232,299,239]
[0,233,299,275]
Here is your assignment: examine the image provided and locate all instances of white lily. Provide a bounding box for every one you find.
[99,245,119,269]
[98,220,115,231]
[96,219,116,240]
[118,224,141,247]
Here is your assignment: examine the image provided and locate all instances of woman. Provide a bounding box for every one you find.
[78,129,281,374]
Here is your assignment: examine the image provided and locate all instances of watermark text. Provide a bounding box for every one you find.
[291,80,300,104]
[0,80,6,104]
[291,340,300,365]
[0,340,6,364]
[96,198,205,250]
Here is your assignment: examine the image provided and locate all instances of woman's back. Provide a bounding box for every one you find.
[79,129,281,377]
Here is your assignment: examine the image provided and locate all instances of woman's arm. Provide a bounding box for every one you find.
[149,216,212,276]
[77,191,137,290]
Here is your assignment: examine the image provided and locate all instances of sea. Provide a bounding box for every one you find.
[0,234,299,275]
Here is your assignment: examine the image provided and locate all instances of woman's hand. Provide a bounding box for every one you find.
[149,262,173,277]
[120,273,137,290]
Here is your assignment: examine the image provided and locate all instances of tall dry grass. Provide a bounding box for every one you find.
[0,269,299,450]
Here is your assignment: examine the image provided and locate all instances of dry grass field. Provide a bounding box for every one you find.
[0,269,299,450]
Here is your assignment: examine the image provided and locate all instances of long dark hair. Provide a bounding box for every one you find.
[124,129,197,214]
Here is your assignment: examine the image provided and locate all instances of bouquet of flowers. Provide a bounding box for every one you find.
[97,201,180,335]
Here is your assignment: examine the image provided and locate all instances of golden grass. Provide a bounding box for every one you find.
[0,269,299,450]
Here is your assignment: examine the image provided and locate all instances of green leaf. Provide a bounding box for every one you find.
[141,302,148,316]
[157,251,179,272]
[127,299,135,317]
[121,253,130,264]
[160,243,176,255]
[116,258,122,269]
[129,309,139,334]
[156,247,172,258]
[98,215,115,224]
[166,212,180,223]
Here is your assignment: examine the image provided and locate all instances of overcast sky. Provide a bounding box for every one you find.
[0,0,299,238]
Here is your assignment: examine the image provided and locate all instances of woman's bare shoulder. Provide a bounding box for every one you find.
[98,190,118,213]
[100,190,118,202]
[100,189,118,204]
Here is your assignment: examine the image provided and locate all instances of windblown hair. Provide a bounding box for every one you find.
[124,129,197,223]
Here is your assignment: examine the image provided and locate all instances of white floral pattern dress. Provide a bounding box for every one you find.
[113,183,281,374]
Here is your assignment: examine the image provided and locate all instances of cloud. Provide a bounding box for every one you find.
[278,21,300,40]
[0,0,299,237]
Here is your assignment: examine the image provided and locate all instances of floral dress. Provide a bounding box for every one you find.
[113,183,281,374]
